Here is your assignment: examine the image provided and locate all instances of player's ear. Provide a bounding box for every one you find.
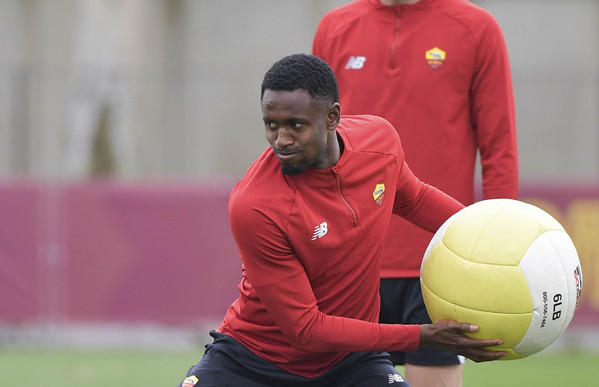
[326,102,341,132]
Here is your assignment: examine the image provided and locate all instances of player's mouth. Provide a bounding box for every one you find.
[274,149,300,162]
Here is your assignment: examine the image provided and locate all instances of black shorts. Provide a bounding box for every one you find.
[379,277,464,366]
[176,331,410,387]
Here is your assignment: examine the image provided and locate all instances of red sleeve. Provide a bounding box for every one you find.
[229,205,420,353]
[471,15,519,199]
[393,161,465,232]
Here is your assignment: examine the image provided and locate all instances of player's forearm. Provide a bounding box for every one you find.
[480,154,519,200]
[396,184,464,233]
[285,312,421,353]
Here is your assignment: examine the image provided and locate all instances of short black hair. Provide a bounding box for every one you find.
[261,54,339,104]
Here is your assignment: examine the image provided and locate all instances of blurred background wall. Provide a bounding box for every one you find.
[1,0,596,181]
[0,0,598,349]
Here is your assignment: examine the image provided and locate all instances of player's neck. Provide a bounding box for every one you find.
[380,0,421,5]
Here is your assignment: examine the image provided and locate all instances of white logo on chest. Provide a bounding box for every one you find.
[311,222,328,240]
[345,56,366,69]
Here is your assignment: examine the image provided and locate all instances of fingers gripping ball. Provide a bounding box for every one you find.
[420,199,583,360]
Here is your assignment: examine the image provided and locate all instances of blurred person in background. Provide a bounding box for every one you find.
[67,0,138,177]
[176,54,506,387]
[313,0,518,385]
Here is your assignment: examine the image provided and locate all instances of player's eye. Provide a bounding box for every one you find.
[291,122,302,129]
[265,121,277,130]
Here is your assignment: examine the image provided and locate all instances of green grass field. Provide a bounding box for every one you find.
[1,347,597,387]
[461,351,598,386]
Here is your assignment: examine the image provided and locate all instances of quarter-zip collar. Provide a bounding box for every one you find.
[367,0,435,67]
[369,0,434,18]
[332,169,358,226]
[331,131,358,226]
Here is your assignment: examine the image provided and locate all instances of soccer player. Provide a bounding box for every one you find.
[313,1,519,385]
[176,54,506,387]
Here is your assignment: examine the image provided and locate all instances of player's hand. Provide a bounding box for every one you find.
[419,320,507,363]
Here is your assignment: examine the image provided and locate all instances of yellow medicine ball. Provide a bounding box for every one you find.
[420,199,583,359]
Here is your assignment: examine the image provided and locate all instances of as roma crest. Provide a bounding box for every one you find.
[373,184,385,207]
[182,376,199,387]
[425,47,446,69]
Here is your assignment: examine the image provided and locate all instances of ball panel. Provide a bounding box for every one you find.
[422,242,532,314]
[443,199,564,266]
[548,231,583,334]
[422,211,456,261]
[515,230,582,356]
[421,279,531,360]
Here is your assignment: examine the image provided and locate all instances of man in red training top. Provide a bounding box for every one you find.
[313,1,519,385]
[176,54,505,387]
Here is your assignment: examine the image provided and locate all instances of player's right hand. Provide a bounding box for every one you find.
[419,320,507,363]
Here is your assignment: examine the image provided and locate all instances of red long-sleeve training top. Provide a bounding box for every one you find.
[218,115,463,377]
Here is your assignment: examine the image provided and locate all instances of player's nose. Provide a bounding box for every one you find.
[275,127,294,148]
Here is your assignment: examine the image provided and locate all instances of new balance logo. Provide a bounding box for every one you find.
[311,222,328,240]
[345,56,366,69]
[388,373,405,384]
